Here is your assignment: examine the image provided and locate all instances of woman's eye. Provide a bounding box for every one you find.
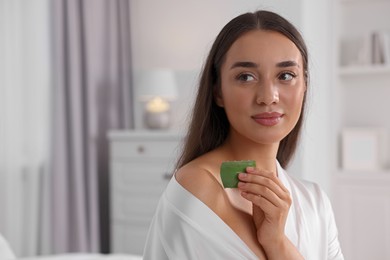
[237,73,255,82]
[279,72,296,81]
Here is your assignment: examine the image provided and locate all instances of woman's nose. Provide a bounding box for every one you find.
[256,82,279,105]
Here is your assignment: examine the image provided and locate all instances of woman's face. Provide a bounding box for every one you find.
[216,29,306,145]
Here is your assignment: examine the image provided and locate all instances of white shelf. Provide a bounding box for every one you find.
[333,170,390,187]
[332,0,390,258]
[339,65,390,76]
[341,0,390,4]
[336,170,390,178]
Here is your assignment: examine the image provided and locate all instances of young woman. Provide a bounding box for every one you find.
[143,10,344,260]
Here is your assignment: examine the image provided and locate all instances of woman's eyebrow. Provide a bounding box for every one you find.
[230,61,258,69]
[276,60,300,68]
[230,60,299,70]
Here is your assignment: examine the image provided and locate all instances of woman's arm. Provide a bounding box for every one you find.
[238,167,304,260]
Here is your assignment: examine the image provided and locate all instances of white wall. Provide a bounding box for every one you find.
[299,0,332,192]
[130,0,303,70]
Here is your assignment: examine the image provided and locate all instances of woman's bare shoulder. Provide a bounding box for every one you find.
[175,155,226,211]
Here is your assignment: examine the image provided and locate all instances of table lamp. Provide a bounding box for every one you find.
[137,69,178,129]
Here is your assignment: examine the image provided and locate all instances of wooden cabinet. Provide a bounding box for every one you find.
[331,0,390,259]
[108,131,182,255]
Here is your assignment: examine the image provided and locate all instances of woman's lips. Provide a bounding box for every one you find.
[252,112,284,126]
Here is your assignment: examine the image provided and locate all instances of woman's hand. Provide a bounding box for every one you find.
[238,167,304,260]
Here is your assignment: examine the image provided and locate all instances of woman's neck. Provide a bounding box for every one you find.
[220,133,279,174]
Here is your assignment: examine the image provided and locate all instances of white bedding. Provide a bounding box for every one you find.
[2,233,142,260]
[18,253,142,260]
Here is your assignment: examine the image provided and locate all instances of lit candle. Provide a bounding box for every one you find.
[146,97,170,113]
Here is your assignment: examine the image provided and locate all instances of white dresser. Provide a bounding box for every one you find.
[108,130,183,255]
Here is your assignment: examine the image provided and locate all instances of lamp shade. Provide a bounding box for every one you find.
[137,69,178,101]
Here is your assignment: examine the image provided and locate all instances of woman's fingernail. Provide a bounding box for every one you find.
[239,173,247,179]
[246,167,254,172]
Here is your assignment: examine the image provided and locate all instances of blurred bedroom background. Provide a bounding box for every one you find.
[1,0,390,259]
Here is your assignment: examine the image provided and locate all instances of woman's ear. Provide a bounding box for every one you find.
[214,87,224,107]
[304,70,308,91]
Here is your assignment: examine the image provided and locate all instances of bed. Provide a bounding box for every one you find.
[18,253,142,260]
[1,234,142,260]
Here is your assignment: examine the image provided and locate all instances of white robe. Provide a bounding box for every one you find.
[143,162,344,260]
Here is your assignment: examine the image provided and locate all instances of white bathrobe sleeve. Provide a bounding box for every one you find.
[279,163,344,260]
[321,189,344,260]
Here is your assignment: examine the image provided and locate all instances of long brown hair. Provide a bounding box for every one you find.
[176,10,309,169]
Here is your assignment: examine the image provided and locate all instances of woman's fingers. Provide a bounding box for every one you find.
[237,168,291,203]
[238,175,285,200]
[238,167,294,251]
[246,167,289,193]
[241,189,291,217]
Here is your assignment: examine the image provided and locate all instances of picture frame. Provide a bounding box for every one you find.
[341,127,387,171]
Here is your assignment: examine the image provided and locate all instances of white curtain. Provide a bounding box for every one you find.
[0,0,51,257]
[44,0,133,254]
[0,0,133,257]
